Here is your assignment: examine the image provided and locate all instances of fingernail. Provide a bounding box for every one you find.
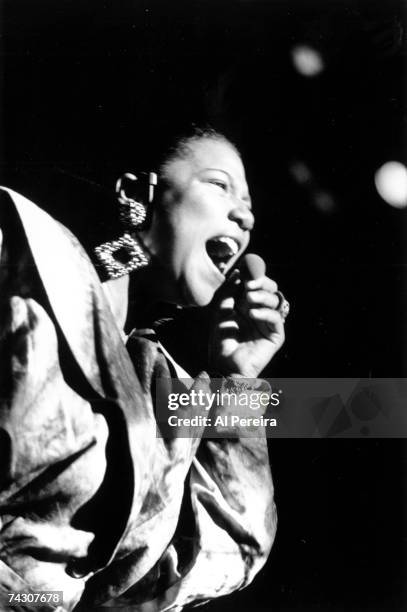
[228,269,241,284]
[245,279,258,289]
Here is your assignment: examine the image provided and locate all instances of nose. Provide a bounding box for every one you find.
[229,201,255,232]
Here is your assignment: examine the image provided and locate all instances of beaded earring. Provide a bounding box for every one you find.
[94,172,157,280]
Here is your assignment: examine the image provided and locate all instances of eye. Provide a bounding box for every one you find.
[207,178,228,191]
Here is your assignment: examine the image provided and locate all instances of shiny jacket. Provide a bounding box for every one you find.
[0,188,276,611]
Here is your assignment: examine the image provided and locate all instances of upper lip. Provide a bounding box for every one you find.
[210,234,245,253]
[205,233,247,275]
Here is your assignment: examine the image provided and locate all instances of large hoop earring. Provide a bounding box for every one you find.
[94,233,150,280]
[115,172,157,230]
[94,171,157,280]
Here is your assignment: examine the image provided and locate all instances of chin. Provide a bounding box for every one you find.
[182,282,217,308]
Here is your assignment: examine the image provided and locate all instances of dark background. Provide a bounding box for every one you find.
[1,1,406,610]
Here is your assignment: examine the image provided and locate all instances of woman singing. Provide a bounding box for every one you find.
[0,127,289,610]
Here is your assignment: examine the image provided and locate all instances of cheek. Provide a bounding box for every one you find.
[144,210,190,275]
[147,190,220,267]
[163,205,202,251]
[145,204,178,250]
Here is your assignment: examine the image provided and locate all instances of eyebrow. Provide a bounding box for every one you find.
[200,167,252,209]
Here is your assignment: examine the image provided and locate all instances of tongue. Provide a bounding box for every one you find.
[206,241,233,274]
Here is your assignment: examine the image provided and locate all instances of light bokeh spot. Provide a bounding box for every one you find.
[374,161,407,209]
[291,45,324,77]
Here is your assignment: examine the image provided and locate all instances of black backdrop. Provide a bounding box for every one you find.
[1,1,406,610]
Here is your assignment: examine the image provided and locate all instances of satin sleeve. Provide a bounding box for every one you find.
[105,338,277,611]
[0,188,276,611]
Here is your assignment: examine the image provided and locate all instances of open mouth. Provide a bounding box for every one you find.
[206,236,240,275]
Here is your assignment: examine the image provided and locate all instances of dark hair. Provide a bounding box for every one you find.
[156,124,240,180]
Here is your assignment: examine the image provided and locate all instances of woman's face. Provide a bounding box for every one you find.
[141,138,254,306]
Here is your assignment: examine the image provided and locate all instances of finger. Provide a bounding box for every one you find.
[249,307,286,337]
[245,275,278,293]
[220,268,241,294]
[212,269,240,309]
[218,295,236,311]
[245,289,280,310]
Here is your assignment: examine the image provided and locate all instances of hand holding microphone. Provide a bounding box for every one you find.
[209,253,289,378]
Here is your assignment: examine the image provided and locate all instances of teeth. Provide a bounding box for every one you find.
[216,236,239,255]
[206,236,240,275]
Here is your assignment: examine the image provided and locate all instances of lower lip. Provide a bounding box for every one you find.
[206,252,226,281]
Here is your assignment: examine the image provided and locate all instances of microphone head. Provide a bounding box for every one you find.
[240,253,266,281]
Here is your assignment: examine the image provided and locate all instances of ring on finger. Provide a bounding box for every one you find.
[276,290,290,321]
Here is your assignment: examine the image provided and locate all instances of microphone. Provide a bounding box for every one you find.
[239,253,266,281]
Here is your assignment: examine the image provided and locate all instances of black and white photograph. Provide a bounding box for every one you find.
[0,1,406,611]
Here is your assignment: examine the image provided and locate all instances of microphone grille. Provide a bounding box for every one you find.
[240,253,266,280]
